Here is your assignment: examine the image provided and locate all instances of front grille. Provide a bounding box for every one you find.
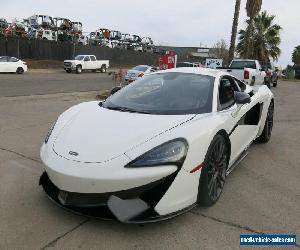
[64,62,71,67]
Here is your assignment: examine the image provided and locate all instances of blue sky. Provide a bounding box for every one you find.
[1,0,299,66]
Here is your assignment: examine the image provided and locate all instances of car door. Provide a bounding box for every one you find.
[217,76,260,164]
[0,56,9,72]
[83,56,91,70]
[7,57,19,72]
[90,55,97,69]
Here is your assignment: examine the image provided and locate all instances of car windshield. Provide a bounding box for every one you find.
[103,72,214,115]
[74,55,85,60]
[230,61,256,69]
[132,66,148,72]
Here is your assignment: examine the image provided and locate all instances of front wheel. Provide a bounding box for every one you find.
[273,78,278,87]
[256,101,274,143]
[197,134,228,206]
[76,65,82,74]
[16,67,24,74]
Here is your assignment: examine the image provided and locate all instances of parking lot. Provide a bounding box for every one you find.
[0,70,115,97]
[0,74,299,249]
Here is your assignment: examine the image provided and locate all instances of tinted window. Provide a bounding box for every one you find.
[90,56,96,61]
[84,56,90,61]
[75,55,84,60]
[132,66,148,72]
[103,73,214,115]
[230,61,256,69]
[0,56,8,62]
[8,57,19,62]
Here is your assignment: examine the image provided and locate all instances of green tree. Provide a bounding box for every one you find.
[245,0,262,57]
[236,11,282,61]
[292,46,300,65]
[228,0,242,62]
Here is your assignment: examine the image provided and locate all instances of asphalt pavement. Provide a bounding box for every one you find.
[0,76,299,249]
[0,69,116,97]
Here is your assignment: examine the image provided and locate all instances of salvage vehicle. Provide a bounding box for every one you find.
[124,65,157,82]
[40,67,274,223]
[25,15,55,30]
[219,59,266,86]
[30,28,57,41]
[64,55,109,73]
[142,37,154,53]
[0,18,8,36]
[0,56,27,74]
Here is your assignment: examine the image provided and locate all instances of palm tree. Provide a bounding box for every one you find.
[228,0,241,63]
[292,46,300,65]
[236,11,282,61]
[245,0,262,58]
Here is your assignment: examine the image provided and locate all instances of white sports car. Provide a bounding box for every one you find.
[0,56,27,74]
[40,68,274,223]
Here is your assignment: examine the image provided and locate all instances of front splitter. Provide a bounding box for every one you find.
[39,172,197,223]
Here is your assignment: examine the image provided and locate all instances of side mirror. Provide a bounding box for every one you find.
[234,91,251,105]
[110,86,122,95]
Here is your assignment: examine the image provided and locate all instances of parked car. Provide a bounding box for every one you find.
[219,59,266,86]
[40,67,274,223]
[176,62,201,68]
[260,61,278,87]
[63,55,109,74]
[294,67,300,80]
[124,65,157,83]
[0,56,27,74]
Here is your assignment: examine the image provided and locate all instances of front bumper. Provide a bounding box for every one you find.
[39,171,195,223]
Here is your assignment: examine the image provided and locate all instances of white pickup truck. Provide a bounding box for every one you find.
[218,59,266,86]
[64,55,109,74]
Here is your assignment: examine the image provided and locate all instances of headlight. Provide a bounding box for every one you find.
[44,121,56,144]
[126,139,188,168]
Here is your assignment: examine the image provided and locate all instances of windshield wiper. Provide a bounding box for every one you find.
[106,106,151,114]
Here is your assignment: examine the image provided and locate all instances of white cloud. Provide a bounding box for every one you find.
[1,0,299,66]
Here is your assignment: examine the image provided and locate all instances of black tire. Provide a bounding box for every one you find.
[65,69,72,73]
[264,78,271,88]
[16,67,24,74]
[100,65,107,73]
[256,100,274,143]
[197,134,228,206]
[273,78,278,87]
[76,65,82,74]
[250,77,255,86]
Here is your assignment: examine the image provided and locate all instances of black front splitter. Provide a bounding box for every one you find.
[39,172,197,224]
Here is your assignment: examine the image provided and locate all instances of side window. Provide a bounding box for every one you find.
[8,57,19,62]
[90,56,96,61]
[218,77,236,110]
[233,78,245,92]
[84,56,90,62]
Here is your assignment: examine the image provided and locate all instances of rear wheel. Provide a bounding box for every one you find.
[76,65,82,74]
[250,77,255,86]
[264,77,271,88]
[16,67,24,74]
[273,78,278,87]
[197,134,228,206]
[100,65,107,73]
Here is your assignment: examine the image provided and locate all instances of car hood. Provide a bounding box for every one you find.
[53,103,194,163]
[64,60,80,63]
